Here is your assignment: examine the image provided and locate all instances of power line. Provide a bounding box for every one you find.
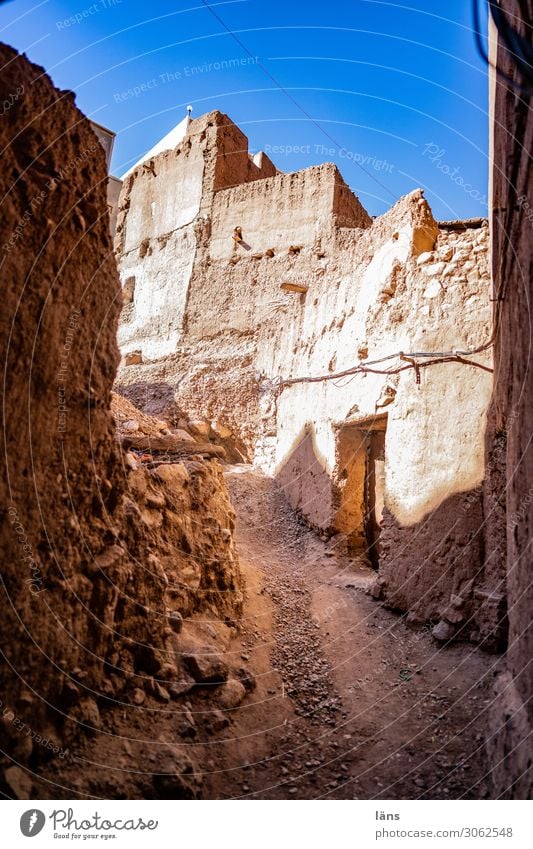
[472,0,533,97]
[199,0,398,202]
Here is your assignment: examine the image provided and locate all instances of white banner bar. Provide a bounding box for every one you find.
[3,799,532,848]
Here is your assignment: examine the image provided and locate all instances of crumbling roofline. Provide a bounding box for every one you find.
[438,217,488,230]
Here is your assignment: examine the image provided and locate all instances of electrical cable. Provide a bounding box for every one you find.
[472,0,533,96]
[276,342,494,390]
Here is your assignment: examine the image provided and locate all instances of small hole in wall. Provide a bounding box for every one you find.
[139,238,151,258]
[392,232,399,240]
[122,276,135,304]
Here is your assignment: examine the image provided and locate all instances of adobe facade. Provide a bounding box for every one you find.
[115,110,495,642]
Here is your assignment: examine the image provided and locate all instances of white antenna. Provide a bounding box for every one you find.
[186,104,193,117]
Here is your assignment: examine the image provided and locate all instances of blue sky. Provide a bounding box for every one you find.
[0,0,489,219]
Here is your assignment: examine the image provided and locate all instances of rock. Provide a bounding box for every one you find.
[153,464,190,487]
[153,748,202,799]
[422,261,445,276]
[167,610,184,633]
[369,579,384,600]
[416,251,434,265]
[211,420,233,439]
[183,651,229,684]
[4,765,33,799]
[450,594,464,608]
[451,248,469,262]
[216,679,246,710]
[406,611,425,627]
[147,679,170,701]
[93,545,125,573]
[146,490,166,509]
[234,665,256,692]
[437,245,453,261]
[122,419,139,433]
[131,688,145,705]
[424,279,443,298]
[172,428,195,442]
[176,706,197,738]
[100,676,118,697]
[376,384,396,408]
[75,698,101,734]
[158,662,179,680]
[125,350,142,366]
[442,606,465,625]
[125,451,139,470]
[168,679,195,699]
[188,420,211,439]
[124,433,223,456]
[432,620,455,642]
[207,708,231,732]
[122,275,135,304]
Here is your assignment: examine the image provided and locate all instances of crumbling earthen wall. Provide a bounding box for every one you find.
[115,111,493,637]
[115,111,278,363]
[208,163,371,263]
[0,48,242,797]
[484,0,533,798]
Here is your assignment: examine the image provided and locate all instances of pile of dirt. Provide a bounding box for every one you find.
[112,392,175,438]
[114,385,250,464]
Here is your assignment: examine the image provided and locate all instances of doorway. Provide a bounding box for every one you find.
[334,414,387,568]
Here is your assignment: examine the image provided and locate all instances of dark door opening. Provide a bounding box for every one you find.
[334,414,387,565]
[364,429,386,570]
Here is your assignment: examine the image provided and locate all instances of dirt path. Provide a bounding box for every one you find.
[36,465,497,800]
[201,467,495,800]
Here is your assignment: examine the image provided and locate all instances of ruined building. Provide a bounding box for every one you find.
[115,110,495,644]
